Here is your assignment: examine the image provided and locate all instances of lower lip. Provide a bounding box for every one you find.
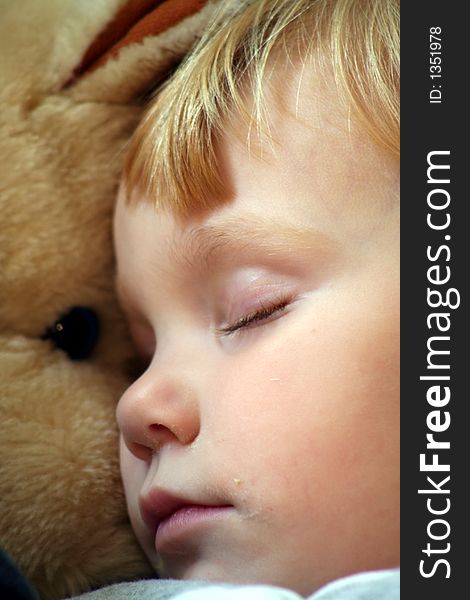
[155,505,232,552]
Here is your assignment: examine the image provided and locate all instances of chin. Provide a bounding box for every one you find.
[160,556,306,595]
[160,555,245,585]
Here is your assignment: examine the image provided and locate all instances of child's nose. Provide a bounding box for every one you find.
[116,363,201,461]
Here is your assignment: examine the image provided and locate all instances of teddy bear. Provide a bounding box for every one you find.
[0,1,220,598]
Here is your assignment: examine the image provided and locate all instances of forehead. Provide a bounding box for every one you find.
[218,64,398,227]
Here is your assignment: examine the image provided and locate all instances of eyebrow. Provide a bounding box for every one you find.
[116,215,339,312]
[166,215,338,272]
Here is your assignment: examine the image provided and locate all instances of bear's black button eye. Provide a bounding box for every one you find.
[43,306,99,360]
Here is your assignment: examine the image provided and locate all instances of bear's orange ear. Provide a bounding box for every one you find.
[66,0,208,87]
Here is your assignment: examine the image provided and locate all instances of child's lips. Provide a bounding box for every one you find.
[139,488,233,550]
[156,505,234,553]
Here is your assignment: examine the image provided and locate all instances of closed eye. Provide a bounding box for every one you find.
[215,297,291,337]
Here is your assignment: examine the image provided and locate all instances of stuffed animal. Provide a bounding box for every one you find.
[0,1,219,598]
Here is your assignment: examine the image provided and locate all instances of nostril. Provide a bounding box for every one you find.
[150,422,196,446]
[149,424,167,433]
[148,423,175,446]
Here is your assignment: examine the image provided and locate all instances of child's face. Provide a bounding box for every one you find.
[114,69,399,595]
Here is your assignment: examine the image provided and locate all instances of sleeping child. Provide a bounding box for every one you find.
[112,0,400,598]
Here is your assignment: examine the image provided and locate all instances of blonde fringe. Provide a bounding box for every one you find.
[123,0,399,216]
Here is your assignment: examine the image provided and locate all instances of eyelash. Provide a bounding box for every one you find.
[215,296,292,337]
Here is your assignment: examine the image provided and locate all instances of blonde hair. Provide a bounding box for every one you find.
[123,0,399,216]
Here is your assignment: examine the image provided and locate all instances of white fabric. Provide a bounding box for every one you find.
[172,569,399,600]
[173,584,299,600]
[71,568,399,600]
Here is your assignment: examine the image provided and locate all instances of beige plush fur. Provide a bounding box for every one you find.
[0,1,219,598]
